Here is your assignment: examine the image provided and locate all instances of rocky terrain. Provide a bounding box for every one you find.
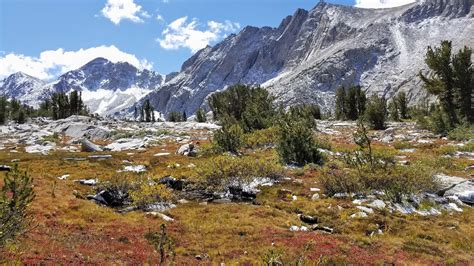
[0,117,472,264]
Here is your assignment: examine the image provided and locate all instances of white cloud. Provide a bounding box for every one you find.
[157,17,240,53]
[0,45,152,80]
[156,14,165,23]
[355,0,416,8]
[101,0,150,25]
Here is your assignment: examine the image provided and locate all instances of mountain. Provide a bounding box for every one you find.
[134,0,474,116]
[0,58,165,116]
[47,58,164,115]
[0,72,50,106]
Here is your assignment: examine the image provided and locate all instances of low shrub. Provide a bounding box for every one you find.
[193,155,284,191]
[364,95,387,130]
[195,108,207,123]
[213,121,244,153]
[447,124,474,141]
[319,164,363,196]
[0,165,35,246]
[277,112,323,166]
[130,181,174,208]
[243,127,279,149]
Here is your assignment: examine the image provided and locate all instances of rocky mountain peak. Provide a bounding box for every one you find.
[402,0,473,22]
[129,0,473,118]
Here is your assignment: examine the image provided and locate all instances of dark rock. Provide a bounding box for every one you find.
[228,186,257,201]
[0,165,12,171]
[88,189,130,207]
[298,214,319,224]
[311,224,334,233]
[158,176,185,190]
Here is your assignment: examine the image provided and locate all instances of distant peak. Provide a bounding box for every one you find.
[9,71,37,80]
[84,57,110,66]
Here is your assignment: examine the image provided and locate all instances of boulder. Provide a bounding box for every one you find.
[159,176,185,190]
[444,180,474,205]
[228,186,257,201]
[298,214,318,224]
[176,143,197,157]
[0,165,11,171]
[81,139,103,152]
[62,123,110,140]
[87,188,130,207]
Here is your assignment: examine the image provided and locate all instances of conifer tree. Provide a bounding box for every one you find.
[335,86,346,120]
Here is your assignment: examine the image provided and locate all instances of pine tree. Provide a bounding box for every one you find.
[452,46,473,123]
[388,101,400,121]
[395,91,408,119]
[364,95,387,130]
[345,86,358,120]
[195,108,207,122]
[182,111,187,122]
[420,41,457,126]
[0,97,7,125]
[355,86,367,117]
[335,86,346,120]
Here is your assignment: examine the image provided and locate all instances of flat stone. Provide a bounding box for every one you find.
[75,179,98,186]
[356,206,374,214]
[367,200,386,210]
[350,212,368,218]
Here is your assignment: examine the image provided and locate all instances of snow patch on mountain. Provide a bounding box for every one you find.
[82,87,152,116]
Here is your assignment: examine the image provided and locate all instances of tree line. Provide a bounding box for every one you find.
[0,90,89,125]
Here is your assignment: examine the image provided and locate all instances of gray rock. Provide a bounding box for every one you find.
[176,143,197,157]
[81,139,103,152]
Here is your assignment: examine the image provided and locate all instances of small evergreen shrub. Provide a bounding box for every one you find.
[0,165,35,246]
[213,119,244,153]
[209,84,275,132]
[364,95,387,130]
[277,112,324,166]
[243,127,279,149]
[195,108,207,123]
[167,111,186,122]
[193,155,283,191]
[447,124,474,141]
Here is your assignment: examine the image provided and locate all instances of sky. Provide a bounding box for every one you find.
[0,0,416,80]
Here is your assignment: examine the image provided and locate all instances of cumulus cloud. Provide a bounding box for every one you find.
[0,45,152,80]
[355,0,416,8]
[157,17,240,53]
[101,0,150,25]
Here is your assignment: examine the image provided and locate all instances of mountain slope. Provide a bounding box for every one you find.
[136,0,473,116]
[0,58,165,116]
[0,72,50,106]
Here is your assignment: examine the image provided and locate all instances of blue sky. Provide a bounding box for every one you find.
[0,0,413,79]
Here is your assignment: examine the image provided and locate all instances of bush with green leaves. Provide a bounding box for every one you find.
[276,111,324,166]
[193,155,284,191]
[0,165,35,246]
[320,123,438,202]
[209,84,275,132]
[364,95,387,130]
[167,111,186,122]
[213,119,244,153]
[195,108,207,122]
[335,85,366,120]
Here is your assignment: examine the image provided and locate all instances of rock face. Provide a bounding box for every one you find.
[133,0,473,116]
